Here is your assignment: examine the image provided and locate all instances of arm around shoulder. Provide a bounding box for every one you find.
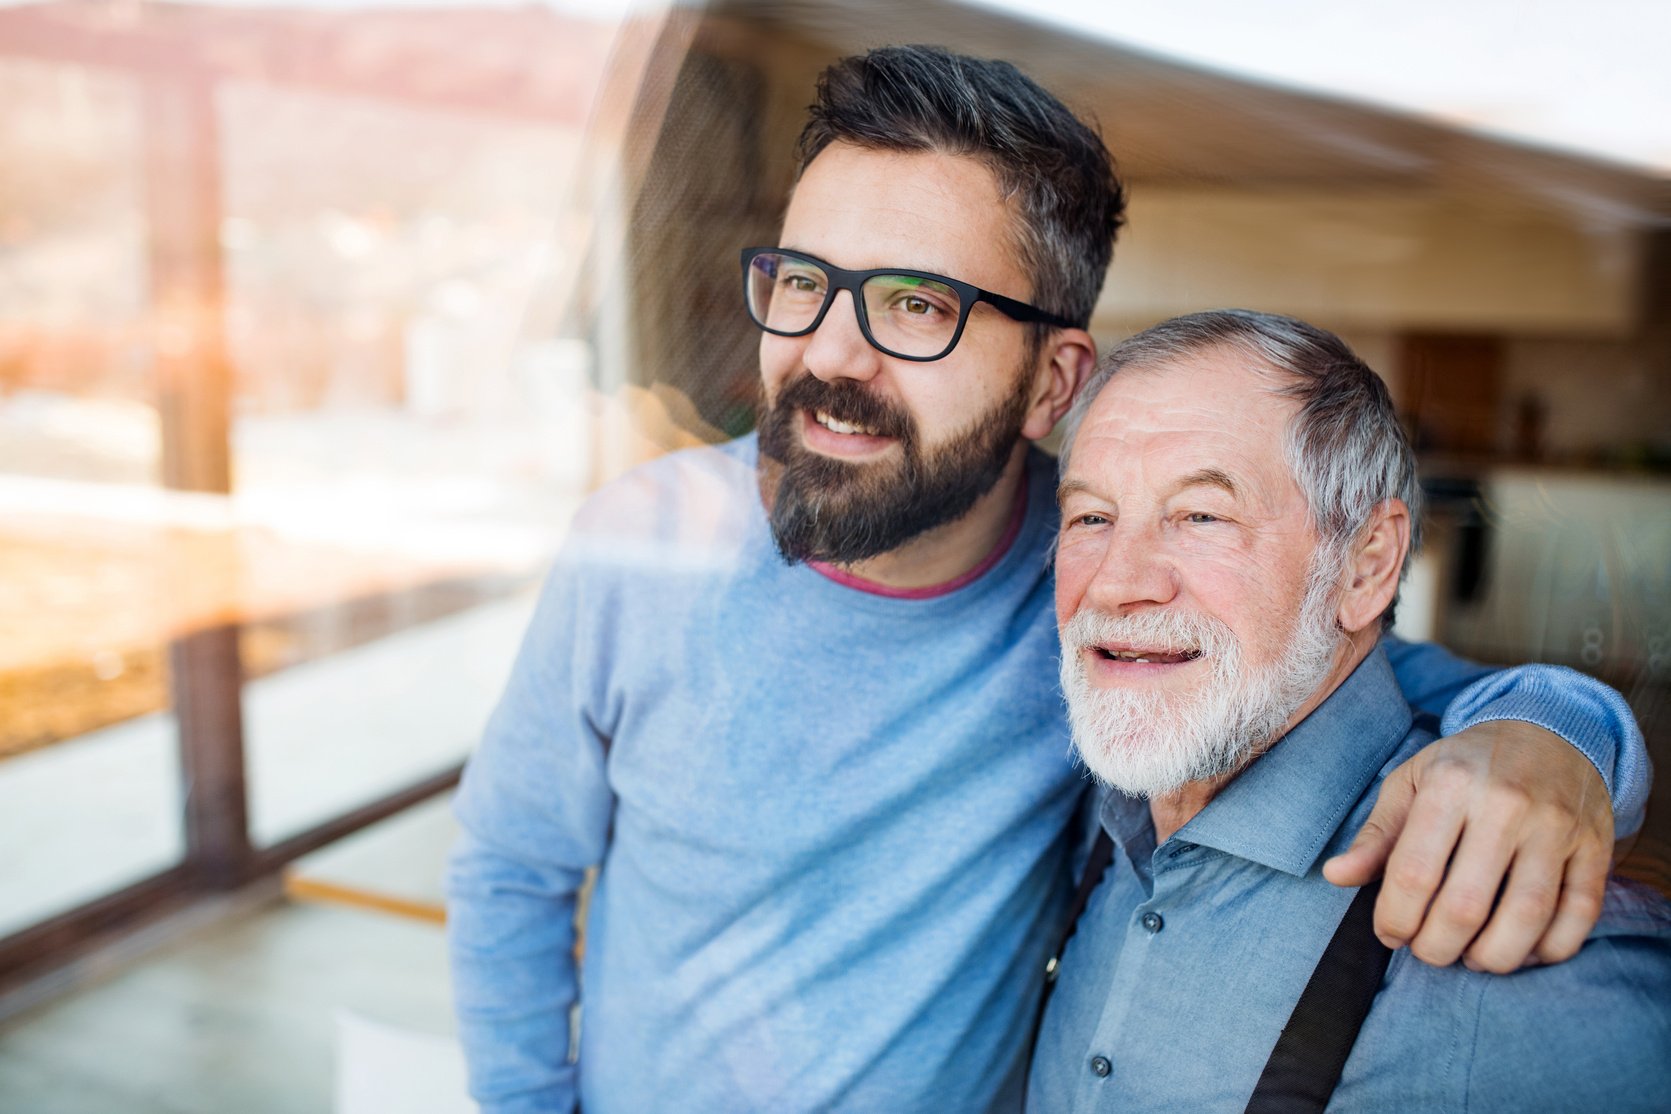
[1341,640,1649,970]
[1384,635,1650,836]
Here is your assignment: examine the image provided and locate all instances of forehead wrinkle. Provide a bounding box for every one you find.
[1075,413,1297,526]
[1172,467,1239,499]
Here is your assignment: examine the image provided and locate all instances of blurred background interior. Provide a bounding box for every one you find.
[0,0,1667,1110]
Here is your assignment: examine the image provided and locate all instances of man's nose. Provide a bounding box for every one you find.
[1082,522,1179,613]
[801,289,883,383]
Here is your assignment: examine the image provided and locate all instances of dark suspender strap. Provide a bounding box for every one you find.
[1248,710,1436,1111]
[1052,831,1115,983]
[1031,828,1115,1032]
[1024,828,1115,1092]
[1244,881,1393,1113]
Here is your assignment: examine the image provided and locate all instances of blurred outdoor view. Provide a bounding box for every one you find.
[0,1,635,942]
[0,0,1666,1109]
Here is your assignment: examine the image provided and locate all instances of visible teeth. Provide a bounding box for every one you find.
[1133,657,1149,664]
[815,411,879,437]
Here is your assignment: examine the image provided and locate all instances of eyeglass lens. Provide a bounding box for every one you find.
[746,252,963,359]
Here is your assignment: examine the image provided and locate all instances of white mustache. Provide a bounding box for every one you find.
[1059,607,1237,661]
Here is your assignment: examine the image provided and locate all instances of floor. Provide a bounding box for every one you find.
[0,897,460,1114]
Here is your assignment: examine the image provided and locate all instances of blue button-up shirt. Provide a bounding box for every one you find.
[1029,647,1671,1113]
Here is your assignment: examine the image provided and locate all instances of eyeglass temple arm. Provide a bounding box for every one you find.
[980,290,1077,330]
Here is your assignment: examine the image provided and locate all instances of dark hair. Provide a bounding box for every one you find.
[795,45,1126,332]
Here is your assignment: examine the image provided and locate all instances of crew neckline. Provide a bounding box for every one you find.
[807,473,1031,600]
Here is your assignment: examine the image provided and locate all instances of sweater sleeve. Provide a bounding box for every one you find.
[1383,634,1650,839]
[446,554,616,1114]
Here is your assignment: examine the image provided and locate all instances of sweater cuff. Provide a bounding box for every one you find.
[1438,664,1649,840]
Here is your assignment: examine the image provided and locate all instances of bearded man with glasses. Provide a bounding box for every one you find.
[743,244,1075,567]
[447,45,1651,1114]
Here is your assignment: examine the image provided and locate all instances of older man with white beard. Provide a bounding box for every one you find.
[1028,310,1671,1114]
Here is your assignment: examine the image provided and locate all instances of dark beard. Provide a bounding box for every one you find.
[756,369,1033,565]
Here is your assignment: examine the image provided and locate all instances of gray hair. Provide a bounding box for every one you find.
[1060,309,1422,627]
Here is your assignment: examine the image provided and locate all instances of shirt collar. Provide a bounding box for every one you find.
[1177,646,1414,877]
[1099,646,1415,878]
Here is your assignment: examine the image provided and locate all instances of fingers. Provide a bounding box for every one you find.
[1532,838,1610,965]
[1404,800,1526,967]
[1378,779,1608,971]
[1324,767,1415,888]
[1356,722,1615,970]
[1456,845,1562,973]
[1455,793,1611,972]
[1371,758,1473,952]
[1529,748,1612,964]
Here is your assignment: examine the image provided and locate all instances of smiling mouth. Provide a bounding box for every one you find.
[813,409,888,437]
[1091,645,1204,665]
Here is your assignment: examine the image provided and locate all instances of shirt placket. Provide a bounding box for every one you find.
[1068,833,1204,1110]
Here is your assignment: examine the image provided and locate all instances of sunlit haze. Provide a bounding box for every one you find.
[973,0,1671,174]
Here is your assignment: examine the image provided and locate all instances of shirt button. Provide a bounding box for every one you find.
[1090,1055,1113,1078]
[1141,911,1165,934]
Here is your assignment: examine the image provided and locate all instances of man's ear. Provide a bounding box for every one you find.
[1021,327,1097,441]
[1336,499,1412,634]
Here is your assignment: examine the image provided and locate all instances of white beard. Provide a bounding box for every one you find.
[1058,568,1345,799]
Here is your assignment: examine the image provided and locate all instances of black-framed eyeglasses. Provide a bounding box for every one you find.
[740,247,1075,362]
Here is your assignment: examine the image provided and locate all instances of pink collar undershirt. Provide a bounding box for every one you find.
[807,478,1030,600]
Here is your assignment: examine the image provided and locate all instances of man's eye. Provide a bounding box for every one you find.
[786,274,821,293]
[1070,513,1110,528]
[1186,512,1220,524]
[901,295,936,316]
